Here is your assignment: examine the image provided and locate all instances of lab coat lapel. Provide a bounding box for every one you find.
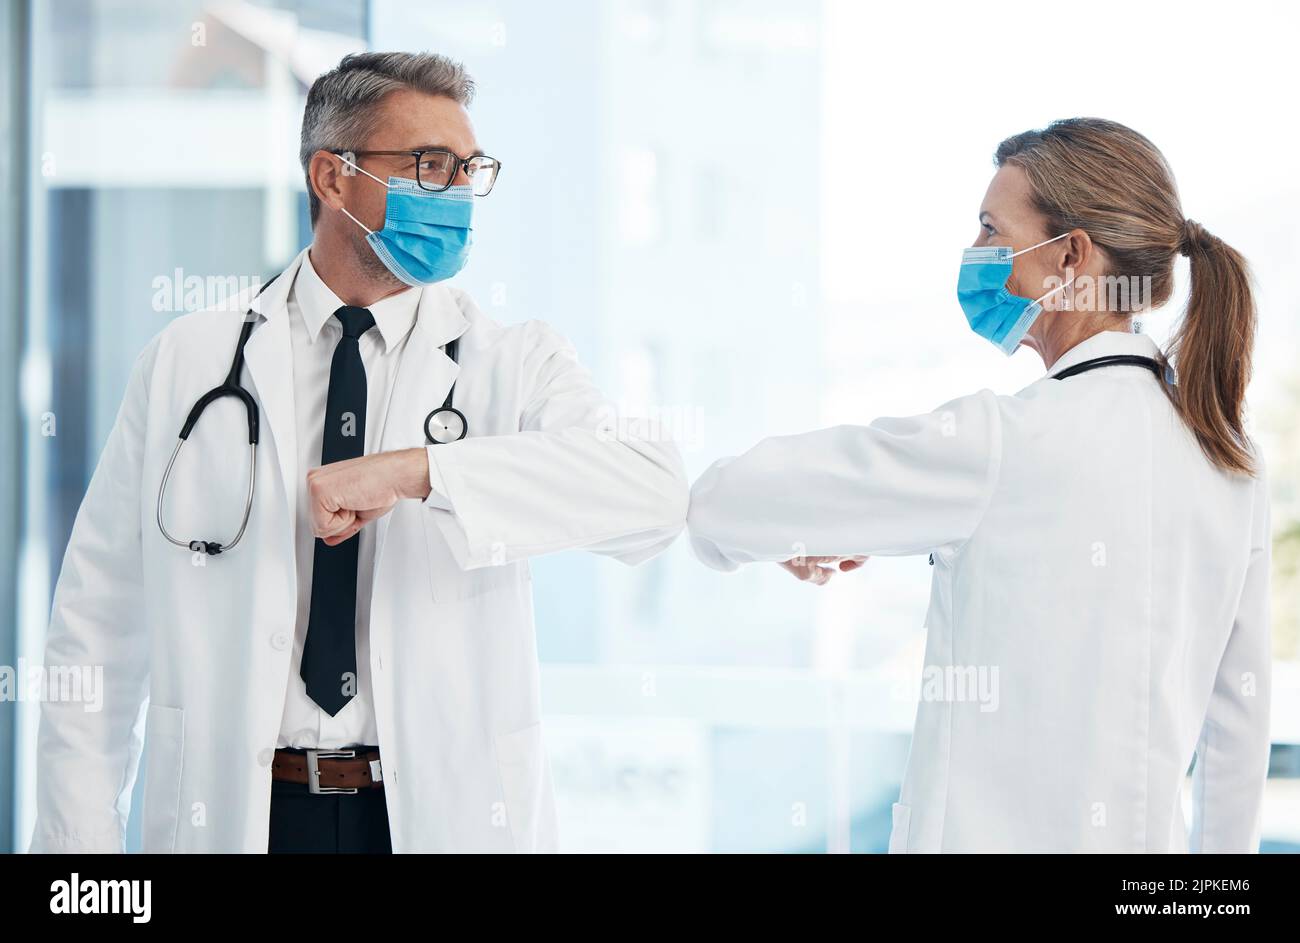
[372,284,468,565]
[241,250,305,520]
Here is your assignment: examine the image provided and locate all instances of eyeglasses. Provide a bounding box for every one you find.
[334,148,501,196]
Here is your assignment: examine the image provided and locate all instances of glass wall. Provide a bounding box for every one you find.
[6,0,1299,852]
[12,0,369,851]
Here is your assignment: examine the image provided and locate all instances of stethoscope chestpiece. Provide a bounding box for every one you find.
[425,406,468,445]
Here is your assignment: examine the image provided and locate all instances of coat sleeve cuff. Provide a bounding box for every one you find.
[422,445,454,511]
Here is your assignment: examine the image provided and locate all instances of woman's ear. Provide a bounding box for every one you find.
[1062,229,1093,272]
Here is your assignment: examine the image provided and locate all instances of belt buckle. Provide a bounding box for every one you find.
[306,748,359,795]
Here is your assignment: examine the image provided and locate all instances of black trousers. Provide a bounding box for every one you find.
[267,774,392,854]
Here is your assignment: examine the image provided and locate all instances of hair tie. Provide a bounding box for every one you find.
[1178,218,1205,256]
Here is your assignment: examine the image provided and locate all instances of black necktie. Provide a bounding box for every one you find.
[300,305,375,716]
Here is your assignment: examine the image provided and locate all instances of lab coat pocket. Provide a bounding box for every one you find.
[141,703,185,853]
[423,516,529,602]
[494,722,546,853]
[888,802,912,854]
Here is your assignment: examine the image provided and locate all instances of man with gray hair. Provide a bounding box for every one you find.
[31,52,686,854]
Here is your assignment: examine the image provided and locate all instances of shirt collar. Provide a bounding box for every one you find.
[292,250,421,354]
[1046,330,1163,378]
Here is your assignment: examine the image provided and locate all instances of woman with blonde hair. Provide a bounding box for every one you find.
[688,118,1270,853]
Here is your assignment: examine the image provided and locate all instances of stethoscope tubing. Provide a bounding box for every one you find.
[158,273,468,555]
[156,310,267,556]
[424,336,465,445]
[1050,354,1165,382]
[156,438,257,555]
[927,352,1166,568]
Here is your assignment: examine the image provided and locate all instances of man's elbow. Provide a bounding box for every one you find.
[641,439,690,542]
[606,439,688,564]
[682,465,750,573]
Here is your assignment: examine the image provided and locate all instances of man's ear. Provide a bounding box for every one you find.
[308,151,346,214]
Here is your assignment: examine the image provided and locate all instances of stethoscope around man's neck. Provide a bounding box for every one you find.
[156,309,262,557]
[156,271,467,557]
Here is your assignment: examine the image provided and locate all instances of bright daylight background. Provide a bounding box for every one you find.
[1,0,1298,852]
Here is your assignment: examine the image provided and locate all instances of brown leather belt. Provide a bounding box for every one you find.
[272,747,383,794]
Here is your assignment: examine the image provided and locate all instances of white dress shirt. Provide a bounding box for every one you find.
[276,252,422,749]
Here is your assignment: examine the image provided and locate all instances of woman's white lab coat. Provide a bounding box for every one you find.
[30,248,687,853]
[688,330,1271,853]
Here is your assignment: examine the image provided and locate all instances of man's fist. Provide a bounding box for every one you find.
[308,447,432,546]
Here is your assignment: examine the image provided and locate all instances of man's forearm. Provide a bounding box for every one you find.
[390,447,433,500]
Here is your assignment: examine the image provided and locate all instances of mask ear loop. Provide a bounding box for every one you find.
[335,153,391,187]
[334,154,390,235]
[339,206,374,235]
[1014,231,1077,310]
[1008,230,1072,259]
[1034,274,1078,308]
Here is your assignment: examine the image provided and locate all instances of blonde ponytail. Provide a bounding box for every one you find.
[1163,219,1257,474]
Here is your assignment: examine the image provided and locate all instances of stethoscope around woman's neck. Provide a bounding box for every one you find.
[1049,353,1166,382]
[156,271,467,557]
[926,351,1167,567]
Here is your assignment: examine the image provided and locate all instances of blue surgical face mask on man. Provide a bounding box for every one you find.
[957,231,1076,355]
[337,155,474,286]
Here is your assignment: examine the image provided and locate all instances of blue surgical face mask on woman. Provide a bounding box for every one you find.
[336,155,474,286]
[957,231,1076,354]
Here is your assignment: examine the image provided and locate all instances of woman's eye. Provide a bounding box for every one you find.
[983,223,996,236]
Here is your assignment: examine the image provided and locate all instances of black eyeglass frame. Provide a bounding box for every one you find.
[331,148,502,195]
